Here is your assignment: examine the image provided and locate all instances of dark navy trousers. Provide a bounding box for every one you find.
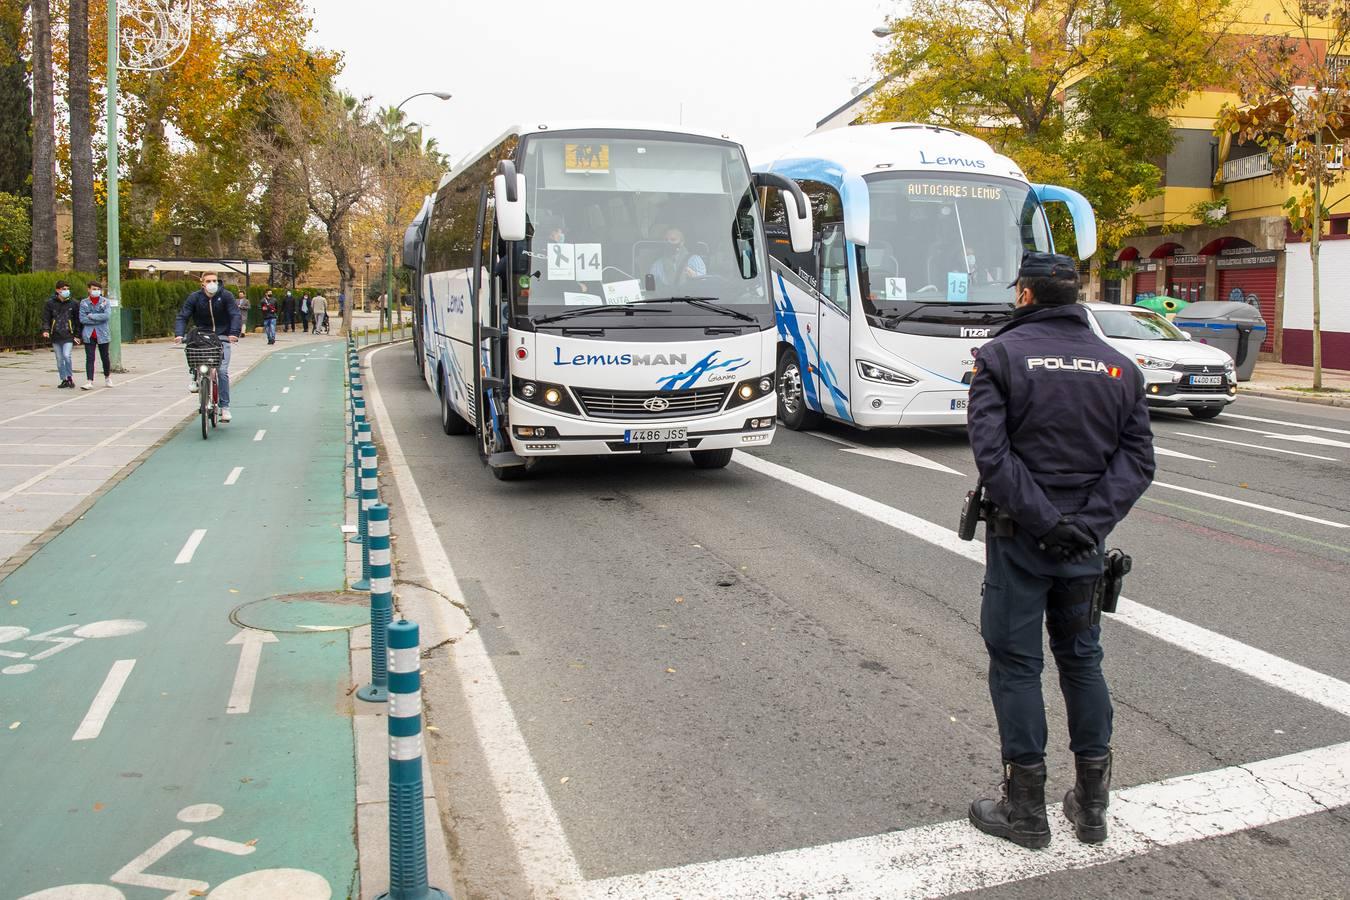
[981,528,1113,765]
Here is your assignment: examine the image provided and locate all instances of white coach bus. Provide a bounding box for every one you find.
[412,122,812,479]
[754,123,1098,429]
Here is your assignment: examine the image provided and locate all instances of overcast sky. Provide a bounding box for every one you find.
[308,0,893,165]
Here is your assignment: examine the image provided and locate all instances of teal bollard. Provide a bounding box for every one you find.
[352,442,377,592]
[357,503,392,703]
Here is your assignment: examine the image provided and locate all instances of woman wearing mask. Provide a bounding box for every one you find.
[79,281,113,389]
[236,289,252,339]
[261,290,278,344]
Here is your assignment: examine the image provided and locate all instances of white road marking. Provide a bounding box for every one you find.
[1152,481,1347,528]
[1204,420,1350,450]
[731,451,1350,715]
[584,740,1350,900]
[295,366,302,371]
[809,430,965,476]
[1224,412,1350,436]
[1169,430,1338,461]
[224,466,244,485]
[253,429,266,442]
[226,628,279,715]
[174,529,207,564]
[282,387,290,394]
[364,343,584,896]
[110,829,205,893]
[192,835,257,855]
[72,659,136,741]
[270,405,280,413]
[0,365,181,425]
[1154,446,1213,462]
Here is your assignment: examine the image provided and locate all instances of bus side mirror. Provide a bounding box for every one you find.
[753,172,814,254]
[494,161,527,242]
[1033,183,1098,259]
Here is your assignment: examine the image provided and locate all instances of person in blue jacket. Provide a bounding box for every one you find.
[78,281,114,390]
[174,272,241,422]
[966,252,1156,850]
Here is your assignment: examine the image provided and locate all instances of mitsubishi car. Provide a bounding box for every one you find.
[1083,303,1237,420]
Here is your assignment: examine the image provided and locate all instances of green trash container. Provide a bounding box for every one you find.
[119,307,141,342]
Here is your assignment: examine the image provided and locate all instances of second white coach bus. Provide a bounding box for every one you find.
[411,122,812,479]
[754,123,1098,429]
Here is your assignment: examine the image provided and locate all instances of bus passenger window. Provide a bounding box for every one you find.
[819,224,849,313]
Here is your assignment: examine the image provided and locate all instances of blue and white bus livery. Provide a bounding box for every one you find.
[754,123,1097,430]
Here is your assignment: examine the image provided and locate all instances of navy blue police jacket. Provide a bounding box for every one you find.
[967,303,1156,542]
[174,289,241,338]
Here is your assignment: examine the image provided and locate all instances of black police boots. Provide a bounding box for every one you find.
[969,760,1051,849]
[1063,751,1112,843]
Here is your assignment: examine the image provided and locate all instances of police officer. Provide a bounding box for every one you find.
[966,252,1156,849]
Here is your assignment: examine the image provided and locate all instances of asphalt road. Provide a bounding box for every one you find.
[369,344,1350,900]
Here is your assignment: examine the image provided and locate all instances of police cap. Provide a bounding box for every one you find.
[1011,252,1079,287]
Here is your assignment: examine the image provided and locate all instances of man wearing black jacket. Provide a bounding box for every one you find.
[42,280,81,388]
[966,252,1155,850]
[174,272,241,422]
[281,290,297,332]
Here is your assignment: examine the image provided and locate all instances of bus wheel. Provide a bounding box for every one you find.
[441,372,469,435]
[777,350,822,431]
[691,448,733,469]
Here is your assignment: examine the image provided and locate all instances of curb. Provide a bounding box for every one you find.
[1238,385,1350,409]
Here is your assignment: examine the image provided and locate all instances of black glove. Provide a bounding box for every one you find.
[1037,517,1097,563]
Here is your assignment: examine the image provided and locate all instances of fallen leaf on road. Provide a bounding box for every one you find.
[8,722,18,730]
[426,725,440,733]
[666,668,676,674]
[675,597,685,604]
[240,777,253,783]
[8,600,16,606]
[190,891,206,897]
[228,589,240,594]
[245,838,258,847]
[561,697,574,703]
[560,776,570,784]
[93,803,104,811]
[1239,482,1249,489]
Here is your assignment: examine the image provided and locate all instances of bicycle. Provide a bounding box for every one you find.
[184,333,223,440]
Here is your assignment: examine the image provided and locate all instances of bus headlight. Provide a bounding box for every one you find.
[512,377,579,415]
[544,387,562,406]
[857,360,917,385]
[727,373,775,409]
[520,382,537,399]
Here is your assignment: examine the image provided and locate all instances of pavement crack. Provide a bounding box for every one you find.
[1111,696,1228,766]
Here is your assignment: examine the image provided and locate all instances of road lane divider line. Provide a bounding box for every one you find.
[224,467,243,486]
[253,430,266,442]
[1154,446,1213,462]
[72,659,136,741]
[1141,496,1350,555]
[583,739,1350,900]
[731,451,1350,717]
[364,343,584,897]
[1168,430,1338,461]
[1152,481,1347,528]
[174,529,207,565]
[1225,412,1350,436]
[270,405,280,413]
[282,387,290,394]
[1204,420,1350,449]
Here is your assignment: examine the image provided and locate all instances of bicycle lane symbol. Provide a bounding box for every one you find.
[19,803,331,899]
[0,620,147,676]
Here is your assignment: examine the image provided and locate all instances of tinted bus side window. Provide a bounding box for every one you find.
[799,180,848,313]
[761,187,815,287]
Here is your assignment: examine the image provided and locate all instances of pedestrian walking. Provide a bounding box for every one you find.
[78,282,114,389]
[965,252,1155,850]
[173,272,241,422]
[311,293,327,334]
[300,293,312,333]
[42,279,81,388]
[236,290,251,339]
[261,289,278,344]
[282,289,297,332]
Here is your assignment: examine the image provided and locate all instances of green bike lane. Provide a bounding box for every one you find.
[0,341,358,898]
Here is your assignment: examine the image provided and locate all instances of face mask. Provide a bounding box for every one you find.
[204,282,219,296]
[89,289,102,298]
[58,289,70,299]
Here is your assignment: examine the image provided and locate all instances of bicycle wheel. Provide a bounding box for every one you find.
[200,374,210,439]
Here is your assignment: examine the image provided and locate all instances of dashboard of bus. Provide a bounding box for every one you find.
[505,131,774,333]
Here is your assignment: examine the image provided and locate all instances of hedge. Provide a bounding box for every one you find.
[0,271,98,348]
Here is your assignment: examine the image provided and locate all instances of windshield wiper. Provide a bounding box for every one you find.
[532,305,670,326]
[630,296,758,323]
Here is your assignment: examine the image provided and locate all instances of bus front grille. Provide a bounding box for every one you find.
[574,385,731,420]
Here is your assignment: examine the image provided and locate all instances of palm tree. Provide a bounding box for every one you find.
[68,0,97,273]
[29,0,56,270]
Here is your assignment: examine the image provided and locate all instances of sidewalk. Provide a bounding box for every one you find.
[1241,361,1350,408]
[0,330,331,576]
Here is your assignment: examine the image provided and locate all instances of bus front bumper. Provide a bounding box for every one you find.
[506,396,777,456]
[848,387,972,428]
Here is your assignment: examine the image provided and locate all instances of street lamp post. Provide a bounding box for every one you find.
[171,232,182,257]
[386,91,451,342]
[285,246,295,292]
[363,253,372,314]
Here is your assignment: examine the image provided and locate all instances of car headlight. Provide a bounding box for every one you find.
[727,373,776,409]
[1223,359,1236,372]
[857,360,918,385]
[1134,356,1176,370]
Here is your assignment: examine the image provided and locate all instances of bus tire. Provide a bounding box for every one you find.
[691,447,733,469]
[441,371,469,435]
[1188,404,1224,420]
[777,350,822,431]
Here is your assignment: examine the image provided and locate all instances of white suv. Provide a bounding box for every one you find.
[1082,303,1237,420]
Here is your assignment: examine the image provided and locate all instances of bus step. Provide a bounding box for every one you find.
[481,376,507,390]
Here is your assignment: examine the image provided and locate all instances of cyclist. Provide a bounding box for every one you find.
[174,272,241,422]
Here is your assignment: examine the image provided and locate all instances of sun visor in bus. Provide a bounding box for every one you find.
[1032,184,1098,260]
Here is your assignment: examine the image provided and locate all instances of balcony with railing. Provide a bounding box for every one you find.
[1222,152,1274,183]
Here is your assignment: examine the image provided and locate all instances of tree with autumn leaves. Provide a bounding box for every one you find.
[1217,0,1350,388]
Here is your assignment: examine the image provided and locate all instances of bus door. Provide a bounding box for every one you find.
[814,224,852,420]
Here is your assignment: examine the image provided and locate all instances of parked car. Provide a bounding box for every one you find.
[1082,302,1236,420]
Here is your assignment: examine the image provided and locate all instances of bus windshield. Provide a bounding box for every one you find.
[510,132,770,323]
[857,173,1052,317]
